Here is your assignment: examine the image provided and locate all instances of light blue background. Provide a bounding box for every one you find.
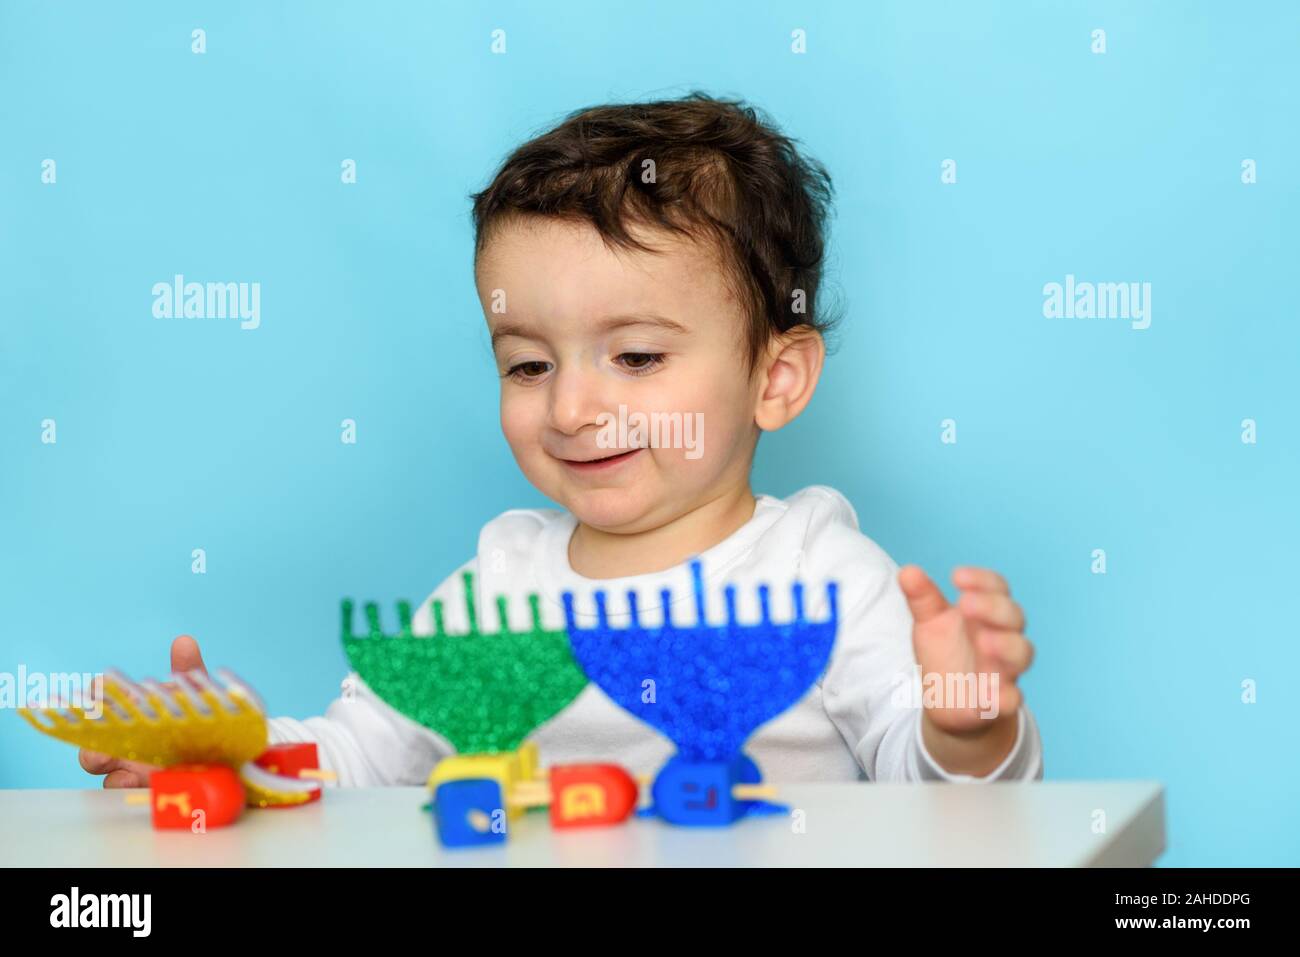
[2,1,1296,866]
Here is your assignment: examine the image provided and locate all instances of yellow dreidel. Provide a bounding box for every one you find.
[427,743,543,848]
[426,741,540,823]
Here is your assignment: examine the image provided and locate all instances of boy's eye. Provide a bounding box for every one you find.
[504,360,552,381]
[616,352,666,374]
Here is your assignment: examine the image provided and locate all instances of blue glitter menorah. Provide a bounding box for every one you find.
[563,559,839,825]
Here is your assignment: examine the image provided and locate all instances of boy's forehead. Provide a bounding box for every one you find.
[477,215,732,328]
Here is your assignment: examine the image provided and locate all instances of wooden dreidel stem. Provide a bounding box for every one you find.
[508,779,552,809]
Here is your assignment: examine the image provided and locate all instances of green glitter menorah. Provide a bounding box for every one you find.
[341,571,588,755]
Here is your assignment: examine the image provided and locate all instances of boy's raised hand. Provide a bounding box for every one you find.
[78,635,208,788]
[898,565,1035,774]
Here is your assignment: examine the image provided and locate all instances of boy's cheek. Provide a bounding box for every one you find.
[502,426,549,477]
[499,394,541,446]
[511,444,566,503]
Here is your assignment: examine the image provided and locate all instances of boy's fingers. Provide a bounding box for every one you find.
[977,630,1035,675]
[103,767,147,789]
[81,750,159,783]
[958,591,1025,631]
[79,748,117,774]
[170,634,208,676]
[951,567,1010,594]
[898,565,950,624]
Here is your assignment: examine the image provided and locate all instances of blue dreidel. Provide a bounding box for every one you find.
[433,778,508,848]
[650,752,767,826]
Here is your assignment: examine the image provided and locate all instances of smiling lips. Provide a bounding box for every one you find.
[559,448,644,472]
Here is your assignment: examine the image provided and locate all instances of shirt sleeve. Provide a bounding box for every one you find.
[267,673,451,787]
[907,702,1044,782]
[819,555,1045,783]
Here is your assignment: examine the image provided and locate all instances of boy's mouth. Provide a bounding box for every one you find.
[559,448,644,472]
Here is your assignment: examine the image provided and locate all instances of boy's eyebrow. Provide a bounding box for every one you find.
[595,313,690,335]
[489,313,689,348]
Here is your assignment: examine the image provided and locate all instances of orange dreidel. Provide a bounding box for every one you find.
[150,764,245,830]
[547,764,639,829]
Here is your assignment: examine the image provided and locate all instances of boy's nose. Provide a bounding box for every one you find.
[546,364,611,437]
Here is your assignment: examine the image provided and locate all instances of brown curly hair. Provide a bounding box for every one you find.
[469,91,840,371]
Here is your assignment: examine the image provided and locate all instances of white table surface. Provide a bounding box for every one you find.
[0,780,1165,867]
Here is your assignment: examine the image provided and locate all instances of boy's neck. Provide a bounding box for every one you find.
[568,485,758,579]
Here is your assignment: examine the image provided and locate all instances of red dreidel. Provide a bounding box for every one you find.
[254,742,325,805]
[548,764,639,828]
[150,764,245,830]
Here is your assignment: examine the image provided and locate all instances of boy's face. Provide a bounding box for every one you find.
[477,214,762,534]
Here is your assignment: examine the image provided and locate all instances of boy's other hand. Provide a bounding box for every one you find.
[78,635,209,789]
[898,565,1034,776]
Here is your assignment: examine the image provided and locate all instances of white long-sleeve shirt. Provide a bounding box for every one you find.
[269,486,1044,786]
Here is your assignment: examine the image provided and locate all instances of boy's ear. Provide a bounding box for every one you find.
[753,326,826,431]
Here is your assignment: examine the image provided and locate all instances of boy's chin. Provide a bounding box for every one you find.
[562,487,670,534]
